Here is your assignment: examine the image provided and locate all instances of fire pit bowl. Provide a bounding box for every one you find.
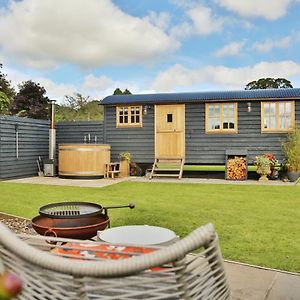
[31,214,110,239]
[31,201,135,239]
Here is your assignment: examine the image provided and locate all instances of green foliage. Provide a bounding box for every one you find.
[245,78,293,90]
[0,91,10,113]
[55,94,103,121]
[254,155,271,175]
[113,88,132,95]
[123,89,131,95]
[0,181,300,272]
[113,88,123,95]
[9,80,49,119]
[118,152,132,162]
[0,64,15,114]
[0,63,15,100]
[282,126,300,171]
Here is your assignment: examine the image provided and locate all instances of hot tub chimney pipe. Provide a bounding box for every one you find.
[49,100,56,160]
[44,100,57,177]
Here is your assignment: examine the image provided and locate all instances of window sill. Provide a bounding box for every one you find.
[205,130,238,134]
[116,124,143,128]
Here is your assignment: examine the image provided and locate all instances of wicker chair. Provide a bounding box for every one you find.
[0,222,230,300]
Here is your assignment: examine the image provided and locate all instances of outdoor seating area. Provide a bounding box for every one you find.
[1,3,300,299]
[0,222,230,299]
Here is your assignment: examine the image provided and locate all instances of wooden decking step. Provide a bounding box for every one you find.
[151,174,180,177]
[149,157,185,180]
[154,168,181,172]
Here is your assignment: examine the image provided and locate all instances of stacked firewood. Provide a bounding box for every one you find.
[226,156,247,180]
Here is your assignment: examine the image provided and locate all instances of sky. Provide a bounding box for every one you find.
[1,0,300,103]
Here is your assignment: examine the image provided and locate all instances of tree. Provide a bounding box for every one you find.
[0,64,15,99]
[123,89,132,95]
[9,80,50,119]
[113,88,132,95]
[245,78,293,90]
[113,88,123,95]
[64,93,90,110]
[0,91,10,113]
[55,93,103,121]
[0,64,15,113]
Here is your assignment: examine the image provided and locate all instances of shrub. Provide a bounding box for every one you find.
[282,126,300,172]
[118,152,131,162]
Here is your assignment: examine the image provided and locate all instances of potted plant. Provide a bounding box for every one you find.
[263,153,281,180]
[282,126,300,182]
[119,152,131,177]
[254,155,271,182]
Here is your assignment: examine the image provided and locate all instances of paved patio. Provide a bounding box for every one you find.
[5,175,296,187]
[225,261,300,300]
[3,175,300,299]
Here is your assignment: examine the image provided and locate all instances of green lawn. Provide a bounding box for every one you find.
[0,181,299,273]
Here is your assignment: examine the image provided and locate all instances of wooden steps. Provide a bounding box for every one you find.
[152,174,180,177]
[149,157,185,180]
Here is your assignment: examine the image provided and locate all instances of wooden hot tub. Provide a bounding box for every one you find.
[58,144,110,178]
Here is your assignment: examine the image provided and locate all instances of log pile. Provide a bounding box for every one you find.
[226,156,247,180]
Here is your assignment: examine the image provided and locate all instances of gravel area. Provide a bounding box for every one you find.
[0,213,37,235]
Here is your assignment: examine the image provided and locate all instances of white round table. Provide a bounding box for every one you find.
[98,225,178,246]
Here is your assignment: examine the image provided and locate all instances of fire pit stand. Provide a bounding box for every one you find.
[31,202,135,239]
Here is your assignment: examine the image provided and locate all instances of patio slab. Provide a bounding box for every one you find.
[224,261,300,300]
[3,176,128,188]
[266,272,300,300]
[4,175,296,186]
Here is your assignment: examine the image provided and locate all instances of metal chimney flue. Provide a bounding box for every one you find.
[44,100,57,176]
[49,100,56,160]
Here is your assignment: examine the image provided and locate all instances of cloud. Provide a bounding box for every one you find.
[144,11,171,31]
[187,5,224,35]
[252,36,292,53]
[82,75,114,91]
[81,74,129,99]
[152,61,300,91]
[0,0,178,69]
[216,0,296,20]
[2,66,77,102]
[39,79,77,101]
[3,62,155,103]
[81,74,156,100]
[171,4,224,37]
[213,41,246,57]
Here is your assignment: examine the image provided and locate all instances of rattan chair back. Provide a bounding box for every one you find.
[0,222,230,300]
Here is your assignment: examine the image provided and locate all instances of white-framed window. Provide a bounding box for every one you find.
[205,103,238,133]
[116,106,142,127]
[261,101,295,132]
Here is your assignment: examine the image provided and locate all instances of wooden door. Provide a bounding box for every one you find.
[155,104,185,158]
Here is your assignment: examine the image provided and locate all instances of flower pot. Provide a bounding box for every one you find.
[119,160,130,177]
[259,174,269,182]
[287,171,300,182]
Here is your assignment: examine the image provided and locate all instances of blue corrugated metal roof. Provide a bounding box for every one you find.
[101,88,300,105]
